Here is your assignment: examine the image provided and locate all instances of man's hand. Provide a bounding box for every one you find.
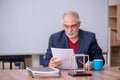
[85,61,94,70]
[84,61,89,70]
[48,57,62,68]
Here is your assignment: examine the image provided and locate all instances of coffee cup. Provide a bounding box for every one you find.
[93,59,103,71]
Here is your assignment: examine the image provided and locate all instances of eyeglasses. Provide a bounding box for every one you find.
[63,22,79,29]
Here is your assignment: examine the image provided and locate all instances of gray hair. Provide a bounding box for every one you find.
[62,11,80,21]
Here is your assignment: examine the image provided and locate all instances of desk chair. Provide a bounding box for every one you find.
[2,56,26,69]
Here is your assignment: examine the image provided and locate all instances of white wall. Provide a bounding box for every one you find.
[0,0,108,55]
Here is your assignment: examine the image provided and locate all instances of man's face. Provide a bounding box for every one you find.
[63,15,80,39]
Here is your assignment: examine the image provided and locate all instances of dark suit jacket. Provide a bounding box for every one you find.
[44,29,105,67]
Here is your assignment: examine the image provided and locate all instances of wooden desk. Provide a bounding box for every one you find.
[0,67,120,80]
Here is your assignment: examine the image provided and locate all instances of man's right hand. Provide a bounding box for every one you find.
[48,57,62,68]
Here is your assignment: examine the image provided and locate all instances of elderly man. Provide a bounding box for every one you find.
[44,11,105,69]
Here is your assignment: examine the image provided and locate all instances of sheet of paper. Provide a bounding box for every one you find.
[51,48,77,69]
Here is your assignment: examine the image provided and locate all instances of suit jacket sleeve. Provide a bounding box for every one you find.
[89,34,105,65]
[43,35,54,67]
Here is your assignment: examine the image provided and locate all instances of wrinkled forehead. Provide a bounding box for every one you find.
[63,15,79,24]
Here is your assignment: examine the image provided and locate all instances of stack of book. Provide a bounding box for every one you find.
[26,67,61,78]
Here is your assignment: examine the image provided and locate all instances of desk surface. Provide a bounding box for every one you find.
[0,67,120,80]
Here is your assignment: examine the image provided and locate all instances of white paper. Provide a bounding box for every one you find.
[51,48,77,69]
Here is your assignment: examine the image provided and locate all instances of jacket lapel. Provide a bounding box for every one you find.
[62,32,69,48]
[77,30,85,54]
